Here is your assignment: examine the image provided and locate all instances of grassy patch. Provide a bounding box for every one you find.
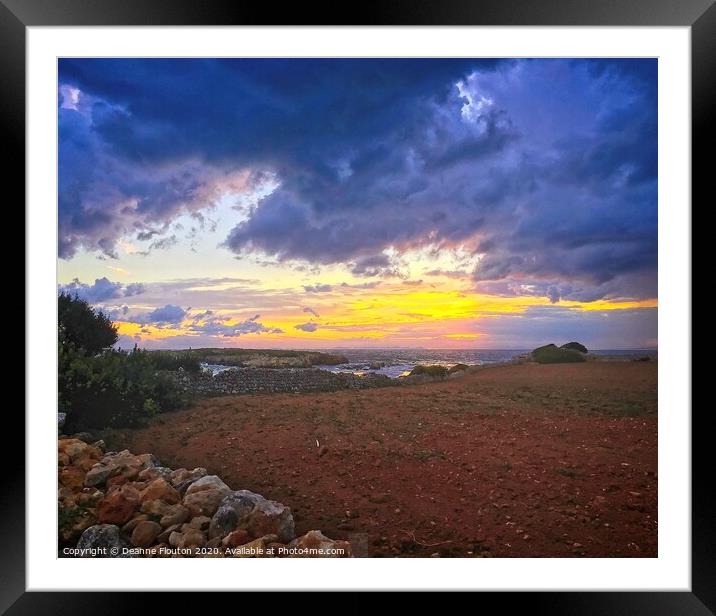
[409,365,449,378]
[448,363,470,374]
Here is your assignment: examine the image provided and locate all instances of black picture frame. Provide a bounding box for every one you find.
[7,0,705,612]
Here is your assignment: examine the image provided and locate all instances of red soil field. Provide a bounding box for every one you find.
[111,361,658,557]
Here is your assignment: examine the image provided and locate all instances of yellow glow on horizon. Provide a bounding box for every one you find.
[113,277,657,346]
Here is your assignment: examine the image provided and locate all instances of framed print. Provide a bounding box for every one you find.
[9,0,708,611]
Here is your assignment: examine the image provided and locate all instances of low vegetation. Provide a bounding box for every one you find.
[531,343,586,364]
[560,341,589,354]
[59,293,190,432]
[145,348,348,368]
[409,364,449,378]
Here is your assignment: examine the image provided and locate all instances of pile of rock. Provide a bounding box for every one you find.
[59,437,352,558]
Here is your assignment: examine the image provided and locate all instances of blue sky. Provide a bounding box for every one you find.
[57,58,657,349]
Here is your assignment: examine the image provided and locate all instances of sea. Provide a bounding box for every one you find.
[202,348,657,379]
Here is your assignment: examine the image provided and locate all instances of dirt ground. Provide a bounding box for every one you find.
[112,361,658,557]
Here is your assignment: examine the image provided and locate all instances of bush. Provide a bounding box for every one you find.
[58,294,190,431]
[560,341,588,354]
[143,350,202,373]
[59,292,118,355]
[448,363,469,374]
[531,344,586,364]
[409,364,449,378]
[59,346,189,431]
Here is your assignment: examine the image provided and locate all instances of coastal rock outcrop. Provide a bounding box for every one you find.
[59,436,351,558]
[561,341,589,354]
[531,343,586,364]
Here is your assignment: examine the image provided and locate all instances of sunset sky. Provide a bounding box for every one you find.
[57,58,657,350]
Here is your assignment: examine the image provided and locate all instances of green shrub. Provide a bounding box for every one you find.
[59,346,190,431]
[409,364,449,378]
[448,363,469,374]
[143,350,202,372]
[58,294,190,431]
[560,341,588,354]
[531,344,586,364]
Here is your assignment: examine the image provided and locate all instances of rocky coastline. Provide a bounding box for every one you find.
[59,436,352,558]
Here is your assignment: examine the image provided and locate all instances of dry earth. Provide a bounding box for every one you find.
[111,362,658,557]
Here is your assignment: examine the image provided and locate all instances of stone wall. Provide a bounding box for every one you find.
[59,436,352,558]
[173,367,394,396]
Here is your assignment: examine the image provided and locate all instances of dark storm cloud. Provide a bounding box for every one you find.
[59,58,657,302]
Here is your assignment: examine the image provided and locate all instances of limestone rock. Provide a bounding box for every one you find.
[140,478,181,505]
[288,530,352,558]
[169,467,207,494]
[183,475,232,517]
[222,529,251,547]
[96,485,140,525]
[186,515,211,532]
[179,529,206,549]
[121,514,149,535]
[76,524,131,557]
[59,466,86,490]
[131,520,162,547]
[140,500,190,528]
[138,466,173,482]
[84,450,147,487]
[59,439,102,466]
[208,490,262,539]
[244,498,295,543]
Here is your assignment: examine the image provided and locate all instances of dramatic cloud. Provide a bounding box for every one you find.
[59,58,657,306]
[188,313,283,337]
[137,304,187,325]
[123,282,145,297]
[350,254,406,279]
[99,305,130,321]
[295,322,319,332]
[59,277,146,303]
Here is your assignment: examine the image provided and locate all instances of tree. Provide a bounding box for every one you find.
[58,292,118,355]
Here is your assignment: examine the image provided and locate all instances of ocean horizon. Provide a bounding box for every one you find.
[200,347,657,379]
